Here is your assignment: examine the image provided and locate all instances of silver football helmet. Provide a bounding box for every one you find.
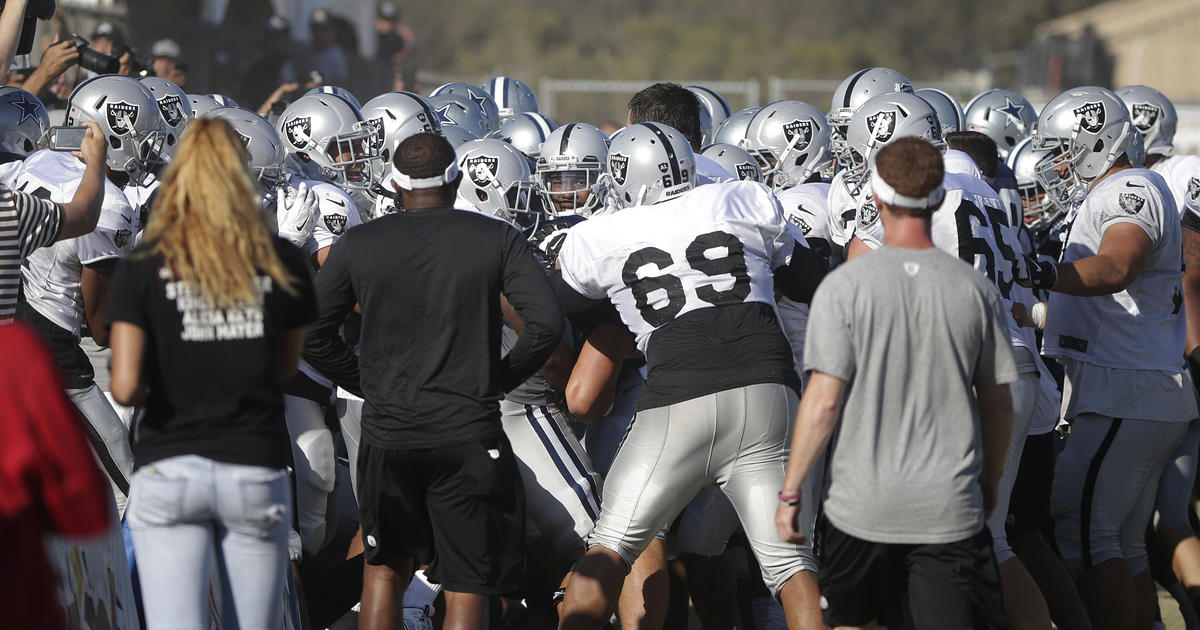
[481,76,539,122]
[202,106,286,193]
[490,112,557,159]
[456,138,540,224]
[914,88,964,135]
[139,77,191,161]
[67,75,166,185]
[741,100,832,191]
[713,107,760,146]
[275,93,380,190]
[428,94,491,139]
[1032,86,1137,214]
[0,87,49,155]
[701,143,762,183]
[306,85,361,111]
[688,85,732,145]
[361,91,440,185]
[964,89,1037,160]
[440,124,479,150]
[842,92,944,196]
[606,122,695,208]
[188,93,222,118]
[537,122,609,217]
[429,82,500,132]
[829,67,914,160]
[1006,136,1056,227]
[210,94,239,108]
[1116,85,1177,156]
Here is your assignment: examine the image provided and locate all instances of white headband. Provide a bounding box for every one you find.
[870,170,945,209]
[389,161,461,191]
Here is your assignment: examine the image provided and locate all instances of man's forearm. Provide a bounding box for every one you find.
[1051,256,1133,297]
[60,160,105,239]
[0,0,28,80]
[302,325,361,395]
[781,373,846,496]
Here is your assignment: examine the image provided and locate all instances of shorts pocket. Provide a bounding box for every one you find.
[235,468,291,538]
[130,467,187,527]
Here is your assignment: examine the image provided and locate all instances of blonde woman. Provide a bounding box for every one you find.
[107,118,316,630]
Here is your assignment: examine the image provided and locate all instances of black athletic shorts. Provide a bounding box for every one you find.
[818,517,1005,630]
[1008,431,1057,536]
[357,435,525,595]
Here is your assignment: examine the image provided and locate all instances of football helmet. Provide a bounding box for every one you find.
[275,92,380,190]
[688,85,732,145]
[842,92,944,196]
[490,112,557,159]
[537,122,609,216]
[741,100,832,191]
[139,76,191,161]
[829,67,914,160]
[430,82,500,131]
[66,75,166,185]
[1032,86,1137,214]
[914,88,964,135]
[713,107,760,146]
[202,106,287,193]
[428,94,491,138]
[1007,136,1055,227]
[360,91,440,185]
[440,124,479,149]
[481,76,539,121]
[188,93,222,118]
[456,138,541,225]
[0,87,49,155]
[606,122,695,208]
[964,89,1037,159]
[1116,85,1177,156]
[701,143,762,182]
[306,85,361,110]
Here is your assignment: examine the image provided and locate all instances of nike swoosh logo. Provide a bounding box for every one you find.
[121,214,132,224]
[295,216,309,231]
[329,198,346,207]
[1125,181,1144,188]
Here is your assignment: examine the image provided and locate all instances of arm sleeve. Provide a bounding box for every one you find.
[972,284,1019,388]
[497,225,564,391]
[802,274,856,381]
[774,238,829,304]
[301,237,362,395]
[105,257,149,330]
[10,188,63,256]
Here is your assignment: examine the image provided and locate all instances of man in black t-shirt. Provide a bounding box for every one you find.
[304,133,562,630]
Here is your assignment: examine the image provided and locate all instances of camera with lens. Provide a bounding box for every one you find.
[65,34,120,74]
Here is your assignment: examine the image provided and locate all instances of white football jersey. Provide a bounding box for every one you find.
[123,176,161,244]
[696,154,736,185]
[559,180,792,353]
[286,174,361,256]
[1149,153,1200,220]
[0,157,22,188]
[775,182,836,369]
[18,149,137,335]
[1044,169,1184,371]
[826,170,867,247]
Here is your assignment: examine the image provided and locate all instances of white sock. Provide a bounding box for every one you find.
[403,569,442,610]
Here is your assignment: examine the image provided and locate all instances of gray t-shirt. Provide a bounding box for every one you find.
[804,246,1018,544]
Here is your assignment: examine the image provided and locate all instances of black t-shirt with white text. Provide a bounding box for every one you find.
[107,238,316,469]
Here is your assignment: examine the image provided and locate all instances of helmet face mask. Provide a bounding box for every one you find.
[536,122,609,216]
[278,93,381,190]
[68,75,168,186]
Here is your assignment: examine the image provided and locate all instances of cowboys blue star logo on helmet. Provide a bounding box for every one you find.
[7,92,41,125]
[435,104,457,126]
[465,88,489,113]
[997,98,1026,128]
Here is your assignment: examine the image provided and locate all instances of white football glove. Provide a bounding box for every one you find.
[276,182,319,248]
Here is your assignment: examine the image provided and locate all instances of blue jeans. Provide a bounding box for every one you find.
[127,455,292,630]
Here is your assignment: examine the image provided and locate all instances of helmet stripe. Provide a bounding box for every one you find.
[843,68,869,109]
[560,122,576,154]
[640,122,682,186]
[531,114,552,139]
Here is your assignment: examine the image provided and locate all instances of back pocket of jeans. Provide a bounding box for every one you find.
[130,468,187,526]
[237,469,290,537]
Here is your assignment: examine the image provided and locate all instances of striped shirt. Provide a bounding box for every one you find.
[0,186,62,322]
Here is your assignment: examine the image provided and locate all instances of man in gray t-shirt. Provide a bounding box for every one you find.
[775,138,1016,629]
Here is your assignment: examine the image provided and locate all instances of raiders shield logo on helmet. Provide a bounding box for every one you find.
[157,95,184,127]
[466,155,499,188]
[782,119,813,150]
[106,101,139,135]
[1131,103,1161,133]
[858,199,879,227]
[1118,192,1145,215]
[235,130,251,148]
[736,162,759,181]
[368,117,385,149]
[114,228,131,248]
[284,117,312,150]
[324,214,347,236]
[610,153,629,186]
[1189,177,1200,202]
[1073,102,1106,134]
[866,110,897,143]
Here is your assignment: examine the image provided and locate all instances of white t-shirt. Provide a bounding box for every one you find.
[559,180,792,353]
[1150,153,1200,220]
[18,150,137,335]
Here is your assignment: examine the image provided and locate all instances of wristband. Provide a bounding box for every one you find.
[778,491,801,506]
